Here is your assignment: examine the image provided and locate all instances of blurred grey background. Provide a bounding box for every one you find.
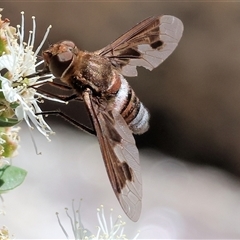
[2,2,240,239]
[2,2,240,178]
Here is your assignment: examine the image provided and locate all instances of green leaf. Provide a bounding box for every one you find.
[0,116,20,127]
[0,165,27,193]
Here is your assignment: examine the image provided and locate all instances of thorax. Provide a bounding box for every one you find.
[61,51,121,98]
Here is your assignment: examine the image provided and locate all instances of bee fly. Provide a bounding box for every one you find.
[33,15,183,221]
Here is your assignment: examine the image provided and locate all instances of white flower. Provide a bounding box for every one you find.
[57,200,140,240]
[0,10,60,140]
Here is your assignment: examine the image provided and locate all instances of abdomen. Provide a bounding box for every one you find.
[113,75,150,135]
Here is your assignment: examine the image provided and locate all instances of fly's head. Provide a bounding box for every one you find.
[42,40,78,78]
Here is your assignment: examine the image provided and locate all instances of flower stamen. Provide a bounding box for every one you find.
[0,10,57,141]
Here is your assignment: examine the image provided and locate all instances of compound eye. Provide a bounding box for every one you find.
[42,51,73,78]
[57,51,73,63]
[49,53,73,77]
[42,40,77,78]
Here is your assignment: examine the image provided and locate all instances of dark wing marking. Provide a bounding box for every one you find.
[83,89,142,221]
[95,15,183,77]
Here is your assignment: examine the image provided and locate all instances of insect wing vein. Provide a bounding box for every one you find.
[83,90,142,221]
[96,15,183,77]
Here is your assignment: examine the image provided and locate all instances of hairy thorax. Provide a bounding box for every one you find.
[61,51,119,97]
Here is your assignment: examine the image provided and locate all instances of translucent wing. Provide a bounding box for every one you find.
[95,15,183,77]
[83,90,142,221]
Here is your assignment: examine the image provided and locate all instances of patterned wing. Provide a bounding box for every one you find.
[95,15,183,76]
[83,90,142,221]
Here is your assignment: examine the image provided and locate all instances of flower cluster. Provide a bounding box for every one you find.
[0,9,55,147]
[0,8,63,202]
[57,200,139,240]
